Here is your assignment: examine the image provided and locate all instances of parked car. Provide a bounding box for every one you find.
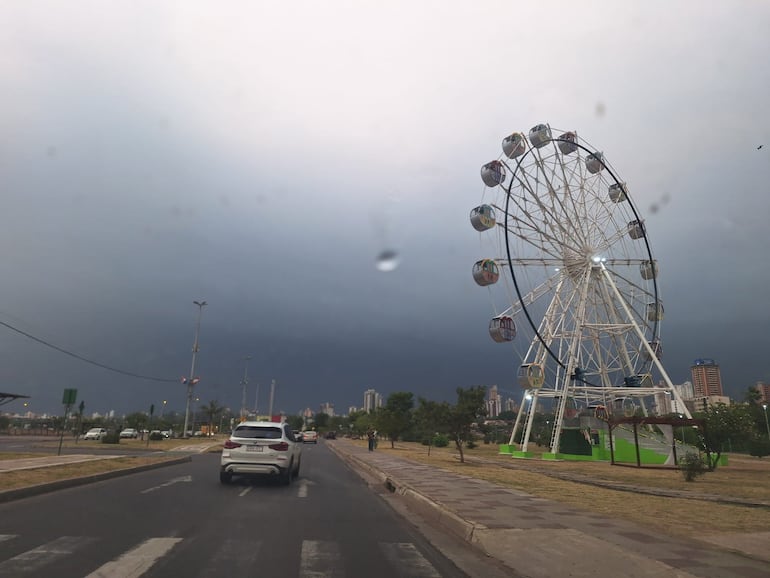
[302,430,318,444]
[292,430,303,442]
[119,428,138,439]
[83,428,107,440]
[324,430,337,440]
[220,421,301,485]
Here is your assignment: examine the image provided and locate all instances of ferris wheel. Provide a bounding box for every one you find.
[471,124,691,455]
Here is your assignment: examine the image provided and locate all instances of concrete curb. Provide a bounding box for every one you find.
[327,443,481,548]
[0,455,191,504]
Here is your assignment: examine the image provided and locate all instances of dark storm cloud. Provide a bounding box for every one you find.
[1,1,769,416]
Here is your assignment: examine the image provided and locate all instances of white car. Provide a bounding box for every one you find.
[220,421,301,485]
[83,428,107,440]
[302,430,318,444]
[119,428,138,439]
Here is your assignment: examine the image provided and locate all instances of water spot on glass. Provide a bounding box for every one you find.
[376,249,400,272]
[595,102,606,117]
[649,203,659,214]
[46,145,57,158]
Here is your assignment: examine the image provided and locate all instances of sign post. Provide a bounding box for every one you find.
[58,389,78,456]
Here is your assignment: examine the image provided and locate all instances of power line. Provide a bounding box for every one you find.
[0,319,178,383]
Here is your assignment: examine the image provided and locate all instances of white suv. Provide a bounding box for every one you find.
[220,421,301,485]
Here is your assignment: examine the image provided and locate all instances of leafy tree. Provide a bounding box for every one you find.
[124,412,148,430]
[285,415,304,431]
[497,410,517,421]
[414,398,450,444]
[375,392,414,448]
[698,403,755,470]
[314,412,330,430]
[446,386,487,463]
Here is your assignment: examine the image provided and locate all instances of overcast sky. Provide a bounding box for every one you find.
[1,1,768,417]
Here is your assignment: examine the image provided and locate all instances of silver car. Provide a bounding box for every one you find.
[220,421,301,485]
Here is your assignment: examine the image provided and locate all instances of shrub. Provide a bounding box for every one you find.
[432,434,449,447]
[748,439,770,458]
[101,432,121,445]
[466,440,477,449]
[680,451,706,482]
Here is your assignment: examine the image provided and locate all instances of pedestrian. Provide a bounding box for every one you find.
[367,428,375,451]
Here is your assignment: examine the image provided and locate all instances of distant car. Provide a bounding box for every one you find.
[83,428,107,440]
[160,430,171,438]
[293,430,303,442]
[119,428,138,439]
[324,431,337,440]
[302,430,318,444]
[220,421,301,485]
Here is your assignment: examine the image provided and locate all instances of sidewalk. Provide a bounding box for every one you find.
[328,439,770,578]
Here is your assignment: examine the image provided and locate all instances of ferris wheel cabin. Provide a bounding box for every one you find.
[609,182,627,203]
[586,152,604,174]
[470,205,496,231]
[480,160,506,187]
[647,301,664,321]
[489,316,516,342]
[472,259,500,286]
[557,131,577,154]
[528,124,551,148]
[628,220,646,240]
[502,132,526,158]
[640,260,658,280]
[642,339,663,361]
[518,363,545,389]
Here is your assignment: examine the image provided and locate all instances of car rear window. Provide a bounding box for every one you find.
[233,426,282,439]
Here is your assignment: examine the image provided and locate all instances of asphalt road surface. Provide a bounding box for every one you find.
[0,441,486,577]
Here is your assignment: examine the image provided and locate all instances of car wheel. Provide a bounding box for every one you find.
[219,471,232,484]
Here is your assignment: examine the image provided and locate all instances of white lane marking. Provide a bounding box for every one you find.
[0,535,17,543]
[140,475,193,494]
[297,479,312,498]
[300,540,344,578]
[239,486,252,497]
[85,537,182,578]
[379,542,441,578]
[0,536,95,575]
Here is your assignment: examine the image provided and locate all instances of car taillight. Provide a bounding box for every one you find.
[223,440,242,449]
[268,442,289,451]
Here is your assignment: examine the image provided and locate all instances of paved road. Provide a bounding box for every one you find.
[0,441,491,577]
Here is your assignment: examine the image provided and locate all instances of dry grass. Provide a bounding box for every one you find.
[368,440,770,538]
[0,455,180,491]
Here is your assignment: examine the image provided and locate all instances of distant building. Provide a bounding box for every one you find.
[319,402,335,417]
[688,395,731,413]
[348,406,358,415]
[363,389,382,413]
[504,397,518,413]
[485,385,502,418]
[754,381,770,404]
[690,359,724,397]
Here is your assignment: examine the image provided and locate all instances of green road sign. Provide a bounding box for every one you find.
[62,388,77,405]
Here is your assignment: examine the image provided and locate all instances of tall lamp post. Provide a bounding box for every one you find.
[183,300,207,438]
[240,355,252,422]
[763,403,770,442]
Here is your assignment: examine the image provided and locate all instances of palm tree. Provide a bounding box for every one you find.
[199,400,226,436]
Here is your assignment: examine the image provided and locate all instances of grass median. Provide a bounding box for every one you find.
[367,440,770,539]
[0,437,223,492]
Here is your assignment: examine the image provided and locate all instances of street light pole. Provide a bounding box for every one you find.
[240,355,252,422]
[183,300,207,438]
[763,403,770,442]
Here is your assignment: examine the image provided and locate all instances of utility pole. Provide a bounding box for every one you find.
[240,355,251,421]
[268,379,276,419]
[183,300,207,438]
